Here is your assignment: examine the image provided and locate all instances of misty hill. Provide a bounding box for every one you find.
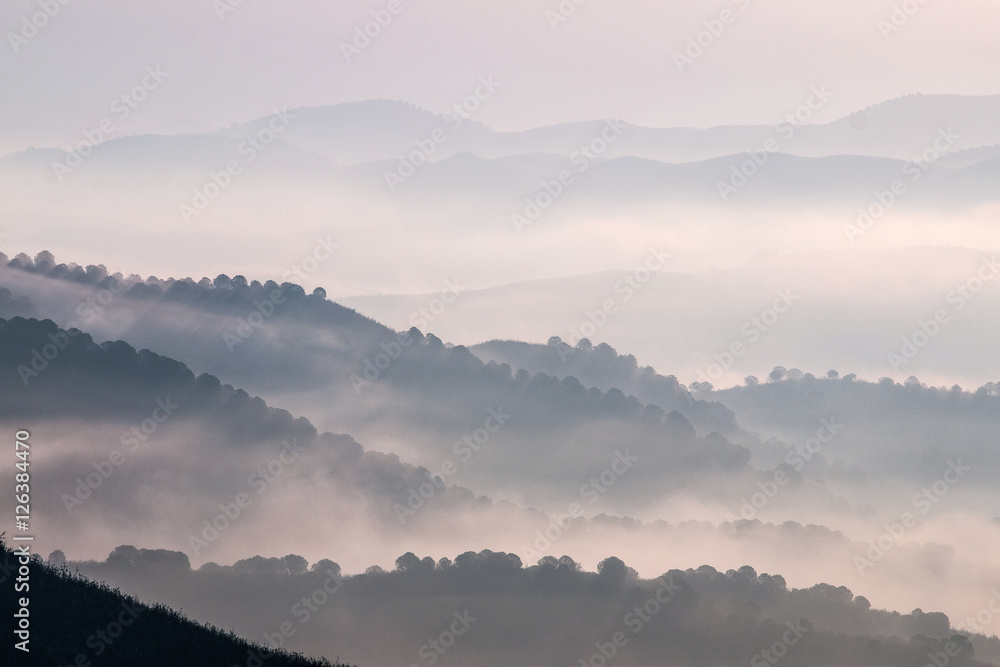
[221,100,497,166]
[5,263,1000,638]
[9,249,997,520]
[341,246,1000,416]
[469,335,1000,480]
[0,255,776,517]
[470,336,736,430]
[0,313,856,574]
[4,133,996,212]
[0,312,764,517]
[382,150,984,210]
[0,313,870,590]
[9,249,991,510]
[790,93,1000,160]
[353,258,1000,497]
[219,94,1000,164]
[0,315,550,569]
[0,286,34,319]
[1,132,338,187]
[935,144,1000,169]
[59,544,996,667]
[0,538,346,667]
[708,372,1000,480]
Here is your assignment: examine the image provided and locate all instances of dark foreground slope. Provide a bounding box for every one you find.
[0,538,351,667]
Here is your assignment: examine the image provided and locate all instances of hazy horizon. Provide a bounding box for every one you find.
[2,1,999,665]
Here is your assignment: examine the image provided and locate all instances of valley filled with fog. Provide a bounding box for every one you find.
[2,1,998,665]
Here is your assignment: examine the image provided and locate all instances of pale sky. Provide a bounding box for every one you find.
[1,0,998,141]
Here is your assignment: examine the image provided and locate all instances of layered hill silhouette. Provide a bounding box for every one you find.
[4,252,1000,659]
[219,95,1000,164]
[0,254,778,518]
[4,95,1000,215]
[471,334,1000,482]
[344,246,1000,421]
[0,538,348,667]
[51,544,998,667]
[3,133,996,211]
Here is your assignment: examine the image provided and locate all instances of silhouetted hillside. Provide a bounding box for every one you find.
[0,537,350,666]
[62,544,995,667]
[0,286,34,319]
[471,336,741,435]
[0,258,768,513]
[711,371,1000,480]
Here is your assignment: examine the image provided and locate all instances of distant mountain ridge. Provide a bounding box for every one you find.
[3,133,997,211]
[6,94,1000,168]
[214,94,1000,165]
